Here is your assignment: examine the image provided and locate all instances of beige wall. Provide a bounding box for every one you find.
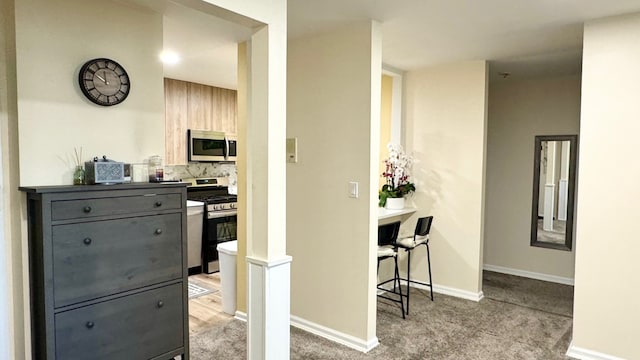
[572,12,640,359]
[287,21,381,343]
[484,76,580,279]
[404,61,488,296]
[1,0,25,358]
[15,0,165,186]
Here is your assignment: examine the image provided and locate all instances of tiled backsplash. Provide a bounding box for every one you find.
[165,163,238,194]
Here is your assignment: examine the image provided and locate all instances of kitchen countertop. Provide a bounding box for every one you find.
[187,200,205,207]
[378,207,417,220]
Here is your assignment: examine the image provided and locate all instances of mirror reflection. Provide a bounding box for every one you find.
[531,135,578,251]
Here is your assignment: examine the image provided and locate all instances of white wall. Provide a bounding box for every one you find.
[570,12,640,359]
[484,76,580,281]
[287,21,381,346]
[15,0,165,186]
[404,61,488,298]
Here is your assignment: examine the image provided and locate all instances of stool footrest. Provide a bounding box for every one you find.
[402,278,433,288]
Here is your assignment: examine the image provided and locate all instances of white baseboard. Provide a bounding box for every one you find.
[236,312,378,353]
[234,310,247,322]
[403,280,484,302]
[483,264,574,286]
[290,315,379,353]
[566,341,626,360]
[380,279,483,302]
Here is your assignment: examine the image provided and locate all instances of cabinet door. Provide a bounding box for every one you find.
[187,82,213,131]
[165,78,189,165]
[52,214,182,307]
[55,283,183,360]
[212,87,237,134]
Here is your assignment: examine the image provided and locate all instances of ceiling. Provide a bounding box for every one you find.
[140,0,640,88]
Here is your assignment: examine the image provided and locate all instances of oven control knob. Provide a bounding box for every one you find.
[230,203,236,209]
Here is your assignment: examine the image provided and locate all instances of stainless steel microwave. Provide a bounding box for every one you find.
[225,134,237,162]
[188,129,226,162]
[188,129,237,162]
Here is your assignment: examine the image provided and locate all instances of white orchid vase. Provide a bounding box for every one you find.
[379,143,415,207]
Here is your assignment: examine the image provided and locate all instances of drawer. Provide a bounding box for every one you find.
[51,193,182,220]
[52,214,182,307]
[55,283,184,360]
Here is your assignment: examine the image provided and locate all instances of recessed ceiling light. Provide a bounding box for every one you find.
[160,50,181,65]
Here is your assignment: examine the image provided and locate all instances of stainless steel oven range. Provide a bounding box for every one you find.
[185,177,237,274]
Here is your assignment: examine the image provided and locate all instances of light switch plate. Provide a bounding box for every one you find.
[349,181,359,198]
[286,138,298,163]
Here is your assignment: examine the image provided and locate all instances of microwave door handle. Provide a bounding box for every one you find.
[225,137,229,159]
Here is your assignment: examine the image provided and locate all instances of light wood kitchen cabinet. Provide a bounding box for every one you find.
[187,82,213,132]
[211,86,237,134]
[164,78,237,165]
[165,79,189,166]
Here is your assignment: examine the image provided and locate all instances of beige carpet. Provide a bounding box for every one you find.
[190,271,574,359]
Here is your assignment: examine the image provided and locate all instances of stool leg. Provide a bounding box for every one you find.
[426,243,433,301]
[406,249,411,315]
[394,255,405,319]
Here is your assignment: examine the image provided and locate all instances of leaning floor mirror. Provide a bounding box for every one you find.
[531,135,578,251]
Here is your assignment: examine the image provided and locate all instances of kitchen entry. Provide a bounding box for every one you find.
[185,177,237,274]
[185,177,238,334]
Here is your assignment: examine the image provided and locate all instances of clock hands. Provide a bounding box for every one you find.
[95,70,109,85]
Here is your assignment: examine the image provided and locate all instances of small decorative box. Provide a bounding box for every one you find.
[85,158,125,185]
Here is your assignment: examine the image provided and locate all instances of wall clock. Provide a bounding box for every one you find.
[78,58,131,106]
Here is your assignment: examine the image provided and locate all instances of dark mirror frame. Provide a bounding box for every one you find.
[531,135,578,251]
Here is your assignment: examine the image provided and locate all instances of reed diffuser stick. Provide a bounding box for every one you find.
[74,147,83,167]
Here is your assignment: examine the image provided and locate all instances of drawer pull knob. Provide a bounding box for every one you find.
[83,206,92,213]
[155,201,163,207]
[155,228,163,235]
[83,238,92,245]
[157,300,164,308]
[85,321,94,329]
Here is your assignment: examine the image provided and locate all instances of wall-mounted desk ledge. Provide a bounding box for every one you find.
[378,207,417,220]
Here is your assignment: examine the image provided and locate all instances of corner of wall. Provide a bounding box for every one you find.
[1,0,26,357]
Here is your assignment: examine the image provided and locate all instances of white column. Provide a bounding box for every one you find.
[557,141,570,221]
[243,7,290,360]
[543,141,557,231]
[247,256,292,359]
[543,184,556,230]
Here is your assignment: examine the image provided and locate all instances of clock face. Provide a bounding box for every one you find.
[78,58,130,106]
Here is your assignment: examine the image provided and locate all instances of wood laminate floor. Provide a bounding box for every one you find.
[188,273,233,336]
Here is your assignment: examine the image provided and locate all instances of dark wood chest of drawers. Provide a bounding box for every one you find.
[20,183,189,360]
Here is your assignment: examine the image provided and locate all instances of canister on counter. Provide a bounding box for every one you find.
[148,155,164,182]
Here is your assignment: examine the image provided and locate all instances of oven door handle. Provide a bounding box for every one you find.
[208,211,238,219]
